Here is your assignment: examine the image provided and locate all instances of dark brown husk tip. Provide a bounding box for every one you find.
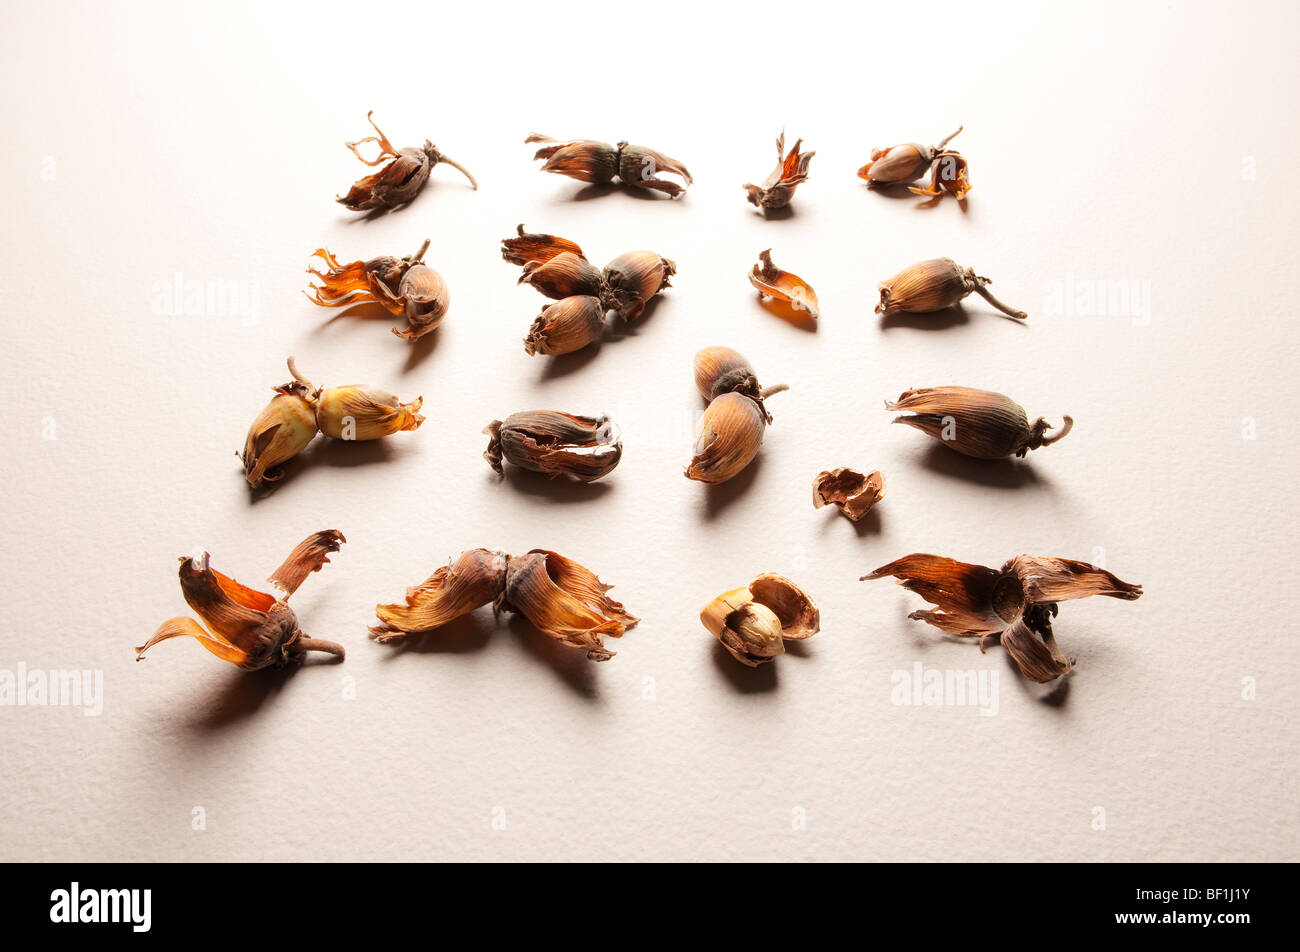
[862,553,1142,682]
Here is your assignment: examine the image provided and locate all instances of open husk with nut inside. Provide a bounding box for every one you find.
[702,574,820,666]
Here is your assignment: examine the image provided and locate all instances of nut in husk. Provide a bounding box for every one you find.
[886,386,1072,459]
[876,258,1026,320]
[337,111,476,212]
[484,411,622,482]
[702,574,820,667]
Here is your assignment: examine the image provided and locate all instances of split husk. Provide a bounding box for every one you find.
[306,240,450,340]
[371,549,636,662]
[862,553,1142,682]
[744,131,814,209]
[526,133,692,197]
[337,111,476,212]
[137,530,347,670]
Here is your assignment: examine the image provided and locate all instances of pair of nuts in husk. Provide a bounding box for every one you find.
[526,133,692,198]
[484,411,622,482]
[744,131,815,210]
[502,225,676,356]
[337,111,476,213]
[886,386,1072,460]
[877,258,1026,321]
[370,548,636,662]
[864,553,1142,682]
[241,358,423,488]
[749,250,819,320]
[136,531,347,669]
[688,347,788,484]
[858,126,970,201]
[702,575,820,666]
[306,239,450,341]
[813,468,886,521]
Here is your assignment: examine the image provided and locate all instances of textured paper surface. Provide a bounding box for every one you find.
[1,0,1296,862]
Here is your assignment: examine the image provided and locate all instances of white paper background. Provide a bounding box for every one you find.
[1,0,1296,861]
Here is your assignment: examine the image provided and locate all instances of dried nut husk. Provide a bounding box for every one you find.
[484,411,622,482]
[813,468,886,521]
[370,548,508,644]
[520,251,602,299]
[886,386,1073,459]
[909,151,971,201]
[862,553,1142,682]
[306,239,450,341]
[857,126,962,186]
[875,258,1026,320]
[749,249,819,319]
[503,550,638,661]
[242,357,320,487]
[744,131,815,209]
[686,392,767,484]
[526,133,693,198]
[524,295,604,356]
[136,531,346,669]
[370,548,636,662]
[600,250,676,321]
[702,574,820,666]
[316,385,424,440]
[337,111,476,212]
[501,224,586,267]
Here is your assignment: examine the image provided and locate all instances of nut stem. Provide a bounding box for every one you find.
[1038,415,1075,446]
[435,151,478,190]
[971,282,1027,320]
[935,125,964,151]
[296,637,345,660]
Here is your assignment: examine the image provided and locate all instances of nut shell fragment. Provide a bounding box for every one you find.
[813,468,885,521]
[749,249,819,319]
